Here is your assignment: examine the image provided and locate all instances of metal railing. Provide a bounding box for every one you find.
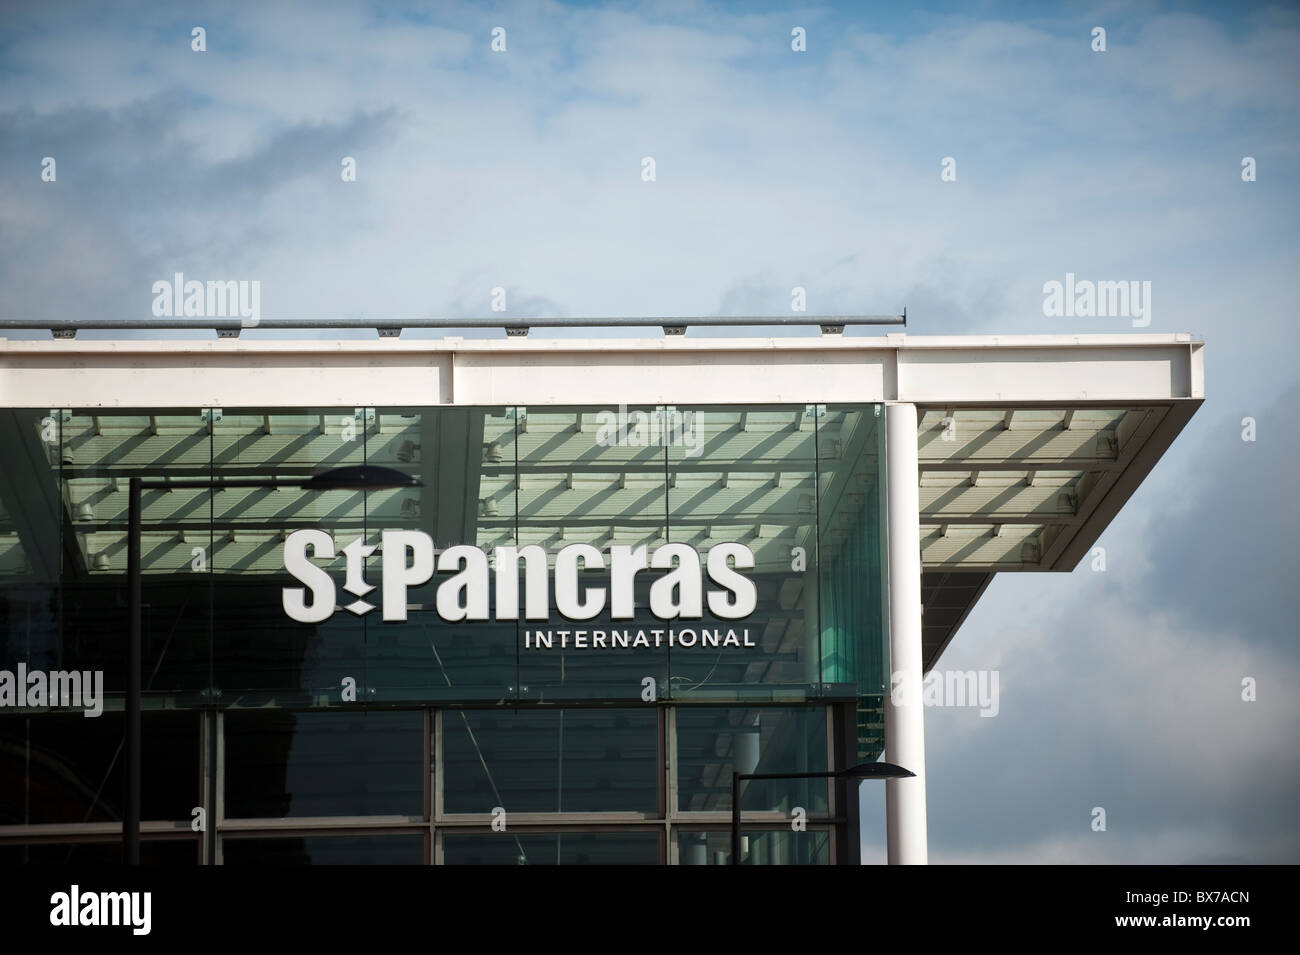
[0,311,905,338]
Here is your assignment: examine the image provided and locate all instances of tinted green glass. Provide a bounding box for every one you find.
[676,828,830,865]
[1,403,888,711]
[817,405,888,759]
[667,406,820,699]
[0,711,199,825]
[441,830,660,865]
[441,708,658,813]
[0,838,200,865]
[0,410,61,682]
[62,409,214,700]
[222,834,423,865]
[515,405,670,702]
[213,408,365,702]
[675,705,829,813]
[817,405,886,695]
[223,710,422,818]
[366,407,518,703]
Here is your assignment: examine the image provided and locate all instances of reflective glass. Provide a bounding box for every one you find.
[0,838,200,865]
[213,408,365,703]
[222,834,422,864]
[676,828,830,865]
[1,400,884,864]
[0,409,61,682]
[668,406,820,699]
[223,710,421,818]
[0,711,199,824]
[818,405,887,698]
[441,708,658,813]
[63,409,213,701]
[515,405,670,702]
[441,830,660,865]
[675,705,829,813]
[0,403,887,712]
[368,407,518,702]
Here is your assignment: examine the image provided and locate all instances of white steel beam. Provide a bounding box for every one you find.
[0,334,1202,408]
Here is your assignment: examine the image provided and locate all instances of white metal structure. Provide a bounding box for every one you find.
[0,331,1205,864]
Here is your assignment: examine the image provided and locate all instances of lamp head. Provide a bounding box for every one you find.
[838,762,915,780]
[299,465,423,491]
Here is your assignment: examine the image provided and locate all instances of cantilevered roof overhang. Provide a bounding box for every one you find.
[0,332,1203,672]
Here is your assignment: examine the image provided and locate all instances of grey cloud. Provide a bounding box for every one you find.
[0,93,402,321]
[204,108,402,199]
[1126,383,1300,653]
[915,583,1300,862]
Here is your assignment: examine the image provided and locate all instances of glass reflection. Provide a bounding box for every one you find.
[668,406,820,698]
[222,834,422,865]
[675,706,828,813]
[441,708,658,814]
[676,828,829,865]
[514,405,671,702]
[442,830,659,865]
[224,710,421,818]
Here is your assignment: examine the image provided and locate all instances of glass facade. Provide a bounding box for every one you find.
[0,404,886,864]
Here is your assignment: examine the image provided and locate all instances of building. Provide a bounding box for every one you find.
[0,330,1204,864]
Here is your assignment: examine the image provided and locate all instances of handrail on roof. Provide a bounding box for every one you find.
[0,312,905,339]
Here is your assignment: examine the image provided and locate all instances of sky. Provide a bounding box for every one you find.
[1,0,1297,863]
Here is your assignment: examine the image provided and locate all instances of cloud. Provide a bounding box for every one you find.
[1122,384,1300,652]
[4,2,1295,339]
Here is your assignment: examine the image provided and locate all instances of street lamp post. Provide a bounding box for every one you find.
[124,465,422,864]
[730,761,914,866]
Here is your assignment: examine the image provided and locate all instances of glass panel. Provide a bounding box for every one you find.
[143,711,201,822]
[515,405,669,702]
[0,838,200,865]
[212,408,365,703]
[366,407,518,703]
[0,712,199,825]
[441,830,660,865]
[0,410,61,688]
[818,405,886,697]
[441,708,658,814]
[818,405,888,761]
[0,403,888,714]
[676,828,830,865]
[675,705,828,813]
[223,710,422,818]
[62,409,213,702]
[668,405,819,699]
[221,834,423,865]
